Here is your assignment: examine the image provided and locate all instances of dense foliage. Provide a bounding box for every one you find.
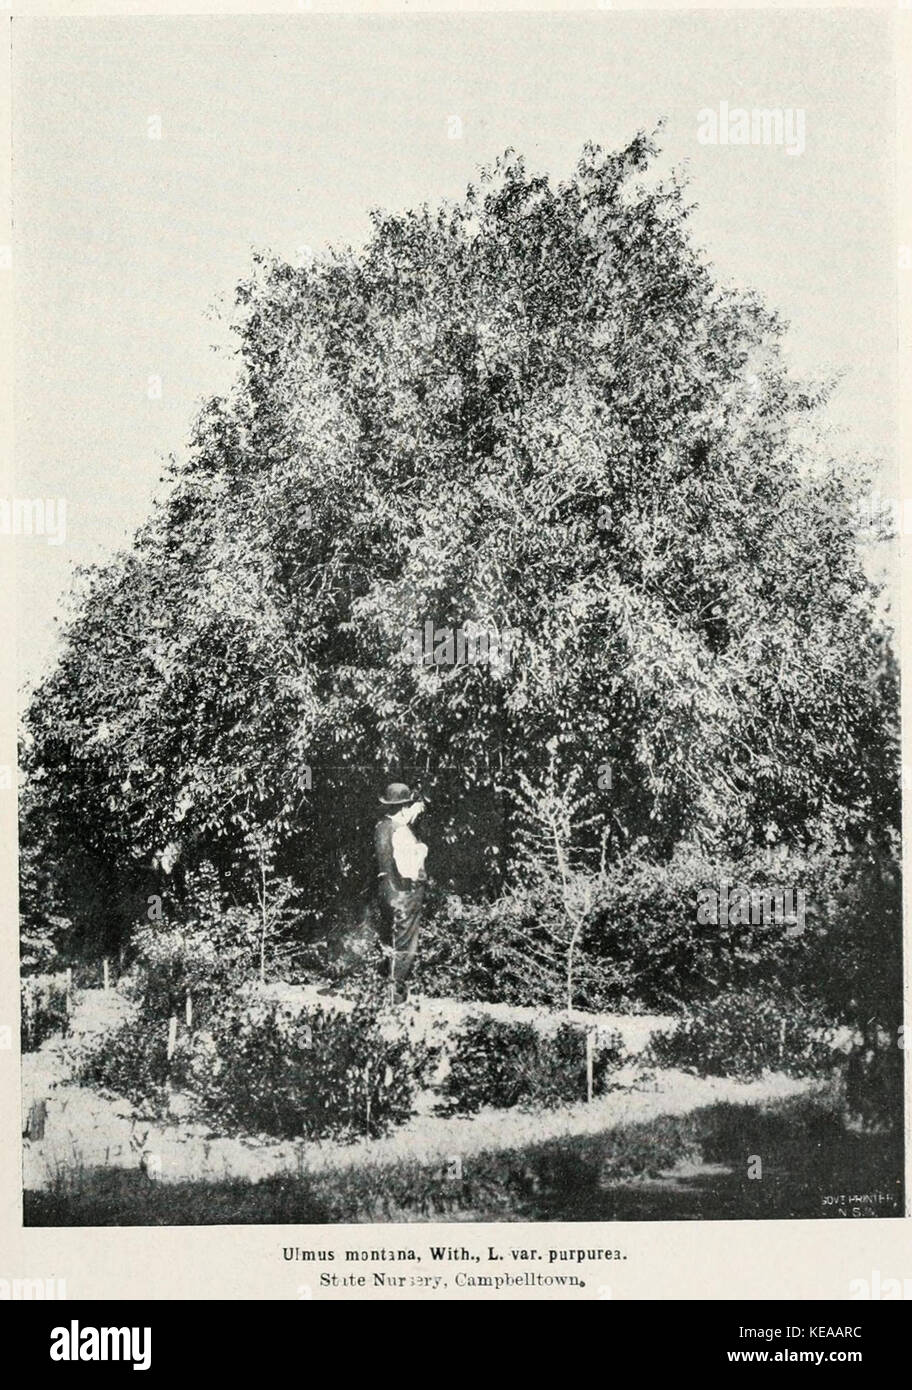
[18,135,899,1068]
[648,987,838,1080]
[192,988,426,1139]
[20,133,897,946]
[74,985,427,1140]
[20,973,71,1052]
[438,1014,625,1113]
[417,836,902,1028]
[73,1011,178,1110]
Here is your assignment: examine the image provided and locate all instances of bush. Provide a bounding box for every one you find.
[416,891,542,1006]
[71,979,428,1140]
[648,988,838,1080]
[124,919,252,1027]
[581,843,835,1013]
[418,845,818,1014]
[418,883,665,1013]
[123,856,324,1025]
[418,841,901,1022]
[20,973,71,1052]
[72,1009,182,1111]
[190,984,427,1140]
[438,1014,626,1114]
[787,840,902,1035]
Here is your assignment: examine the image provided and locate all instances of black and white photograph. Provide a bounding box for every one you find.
[9,8,906,1239]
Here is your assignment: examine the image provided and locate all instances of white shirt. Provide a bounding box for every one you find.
[391,823,428,881]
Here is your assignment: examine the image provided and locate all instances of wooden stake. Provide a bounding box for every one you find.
[167,1015,178,1061]
[65,968,72,1016]
[185,991,193,1028]
[103,958,110,992]
[585,1029,595,1104]
[26,1099,47,1141]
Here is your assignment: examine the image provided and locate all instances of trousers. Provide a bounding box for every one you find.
[376,878,425,1000]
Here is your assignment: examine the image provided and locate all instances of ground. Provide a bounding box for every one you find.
[25,981,891,1226]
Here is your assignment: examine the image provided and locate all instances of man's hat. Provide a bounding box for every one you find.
[379,782,420,806]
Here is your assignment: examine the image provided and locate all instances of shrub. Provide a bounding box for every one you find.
[417,884,655,1013]
[70,980,427,1140]
[648,988,838,1080]
[843,1041,904,1133]
[124,855,323,1025]
[190,984,427,1140]
[418,840,900,1021]
[786,839,902,1035]
[124,920,246,1026]
[70,976,427,1141]
[417,891,542,1006]
[20,973,71,1052]
[125,902,312,1026]
[71,1009,184,1112]
[418,844,819,1014]
[438,1014,626,1114]
[581,843,830,1012]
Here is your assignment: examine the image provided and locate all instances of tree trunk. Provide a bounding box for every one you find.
[258,853,268,985]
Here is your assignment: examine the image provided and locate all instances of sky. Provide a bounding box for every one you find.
[11,9,899,691]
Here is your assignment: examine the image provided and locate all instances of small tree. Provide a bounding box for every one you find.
[512,741,610,1012]
[244,825,304,984]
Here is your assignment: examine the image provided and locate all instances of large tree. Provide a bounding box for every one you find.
[20,133,898,954]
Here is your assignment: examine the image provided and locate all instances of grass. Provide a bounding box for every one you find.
[24,1088,904,1226]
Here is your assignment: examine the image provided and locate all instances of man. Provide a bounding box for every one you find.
[374,783,428,1004]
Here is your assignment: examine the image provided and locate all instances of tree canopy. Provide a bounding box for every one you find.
[20,132,898,956]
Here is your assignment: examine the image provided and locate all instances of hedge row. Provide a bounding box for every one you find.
[20,973,70,1052]
[73,985,429,1141]
[438,1014,626,1113]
